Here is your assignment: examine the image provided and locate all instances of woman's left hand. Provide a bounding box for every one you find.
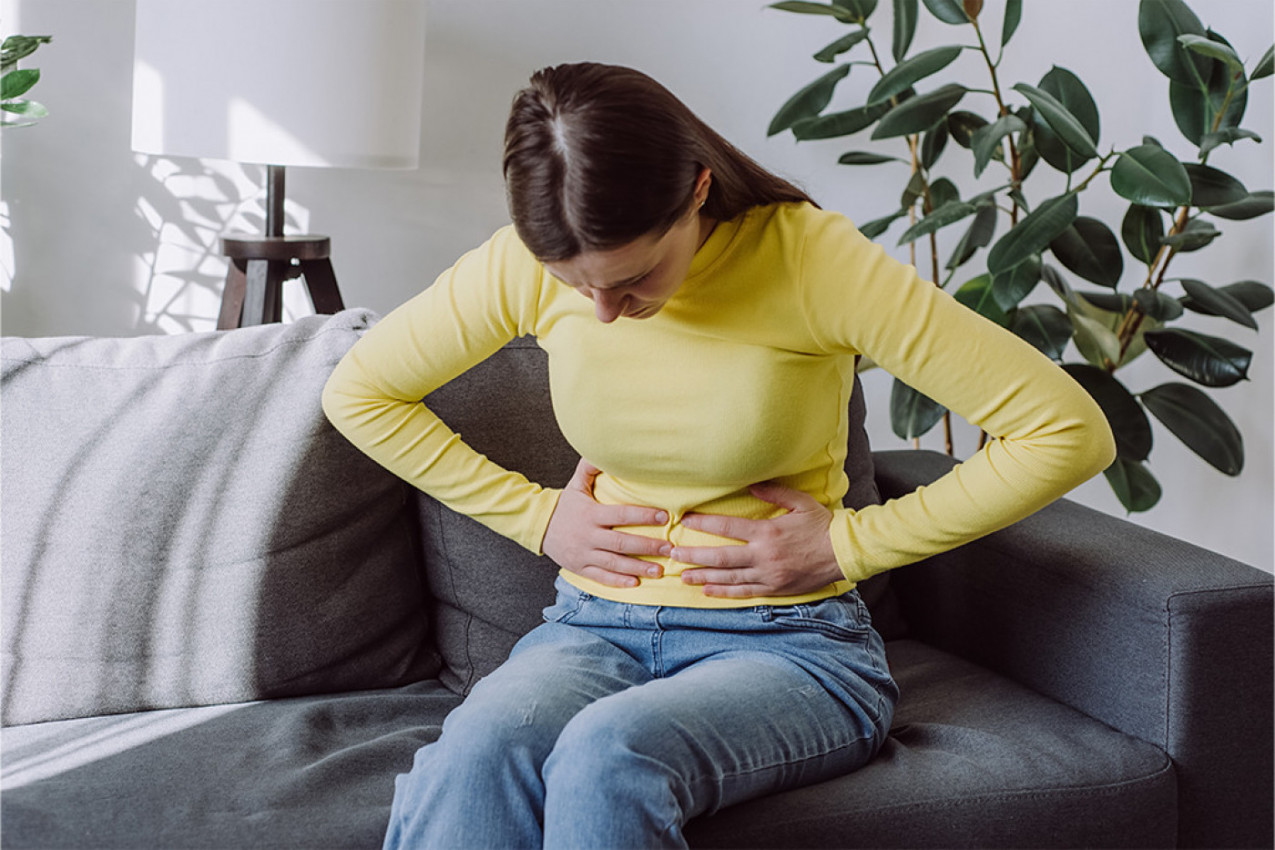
[673,482,844,598]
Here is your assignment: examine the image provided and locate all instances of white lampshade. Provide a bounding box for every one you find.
[131,0,426,169]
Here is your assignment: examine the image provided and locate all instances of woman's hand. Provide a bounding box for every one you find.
[542,459,672,588]
[674,482,844,598]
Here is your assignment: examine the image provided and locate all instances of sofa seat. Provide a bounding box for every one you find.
[1,640,1173,849]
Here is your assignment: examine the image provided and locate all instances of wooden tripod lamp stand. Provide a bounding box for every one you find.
[130,0,427,330]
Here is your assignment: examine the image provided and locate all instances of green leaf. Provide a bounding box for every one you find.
[1144,328,1252,387]
[768,65,852,136]
[1183,163,1249,208]
[1169,34,1247,146]
[1069,301,1125,369]
[1198,127,1262,156]
[1178,279,1258,329]
[1110,144,1192,207]
[1177,33,1243,75]
[990,253,1042,311]
[814,28,872,62]
[1030,67,1101,175]
[970,114,1025,177]
[921,0,969,25]
[871,83,966,139]
[928,177,960,210]
[946,202,997,270]
[890,378,947,439]
[920,119,949,168]
[0,68,39,100]
[1140,383,1243,475]
[1,35,52,72]
[897,201,978,245]
[1253,44,1274,80]
[858,208,910,239]
[1103,457,1162,513]
[1206,190,1274,221]
[1049,216,1123,289]
[900,170,927,208]
[1134,288,1184,321]
[0,99,47,118]
[868,46,963,106]
[946,110,988,147]
[892,0,919,61]
[1162,219,1221,252]
[1138,0,1209,85]
[1206,281,1274,313]
[770,1,858,22]
[1063,364,1153,462]
[838,151,906,165]
[836,0,879,20]
[1012,82,1097,159]
[987,192,1078,276]
[1009,303,1071,360]
[955,273,1009,325]
[1001,0,1022,47]
[1121,204,1165,265]
[793,100,891,139]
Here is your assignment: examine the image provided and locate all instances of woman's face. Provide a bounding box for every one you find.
[544,171,713,324]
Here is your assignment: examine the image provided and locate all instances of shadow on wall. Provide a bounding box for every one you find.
[131,156,313,334]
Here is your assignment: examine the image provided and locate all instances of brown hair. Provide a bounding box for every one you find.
[503,62,815,262]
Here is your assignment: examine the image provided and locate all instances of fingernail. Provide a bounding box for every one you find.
[655,511,669,524]
[647,566,662,578]
[659,544,672,557]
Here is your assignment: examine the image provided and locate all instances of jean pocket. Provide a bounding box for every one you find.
[541,576,592,624]
[766,592,873,643]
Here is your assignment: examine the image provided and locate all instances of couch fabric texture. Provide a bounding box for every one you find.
[1,310,1270,849]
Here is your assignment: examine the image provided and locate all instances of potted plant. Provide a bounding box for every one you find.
[767,0,1272,511]
[2,34,52,128]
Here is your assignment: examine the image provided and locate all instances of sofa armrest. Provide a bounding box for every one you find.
[873,449,1273,849]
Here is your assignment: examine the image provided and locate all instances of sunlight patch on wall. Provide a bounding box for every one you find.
[132,155,313,334]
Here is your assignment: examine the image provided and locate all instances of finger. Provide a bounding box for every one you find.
[680,566,754,585]
[601,529,672,558]
[593,502,669,529]
[672,545,753,569]
[568,458,603,494]
[581,553,665,580]
[748,481,818,512]
[677,512,757,542]
[576,565,642,588]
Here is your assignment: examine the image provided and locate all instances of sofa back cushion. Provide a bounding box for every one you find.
[1,310,439,726]
[418,338,891,695]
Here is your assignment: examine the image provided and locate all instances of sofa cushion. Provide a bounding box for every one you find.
[0,681,461,850]
[0,310,439,725]
[416,337,895,695]
[685,639,1177,848]
[0,640,1173,849]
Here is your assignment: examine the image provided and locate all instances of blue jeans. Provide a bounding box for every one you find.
[384,577,898,850]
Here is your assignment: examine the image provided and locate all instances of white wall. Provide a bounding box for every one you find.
[2,0,1271,570]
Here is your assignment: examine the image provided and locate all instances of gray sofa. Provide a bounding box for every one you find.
[2,309,1270,849]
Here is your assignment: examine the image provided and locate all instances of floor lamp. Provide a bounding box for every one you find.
[131,0,426,329]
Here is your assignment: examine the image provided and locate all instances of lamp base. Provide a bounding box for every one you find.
[217,234,345,330]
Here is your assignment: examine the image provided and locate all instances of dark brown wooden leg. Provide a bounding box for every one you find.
[218,259,248,330]
[299,259,345,314]
[242,259,288,326]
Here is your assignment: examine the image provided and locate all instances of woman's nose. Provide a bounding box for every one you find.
[589,289,626,323]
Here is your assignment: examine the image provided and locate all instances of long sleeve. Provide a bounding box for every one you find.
[799,214,1117,582]
[321,226,562,554]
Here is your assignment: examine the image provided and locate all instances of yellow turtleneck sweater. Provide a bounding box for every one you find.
[323,202,1115,608]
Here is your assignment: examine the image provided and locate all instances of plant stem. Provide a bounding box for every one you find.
[971,16,1023,224]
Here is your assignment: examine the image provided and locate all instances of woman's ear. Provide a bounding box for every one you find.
[694,167,713,207]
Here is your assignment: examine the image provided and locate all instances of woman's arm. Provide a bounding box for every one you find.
[322,226,669,580]
[675,212,1115,594]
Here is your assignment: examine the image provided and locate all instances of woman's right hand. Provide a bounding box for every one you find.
[542,459,671,588]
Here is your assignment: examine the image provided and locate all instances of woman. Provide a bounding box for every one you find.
[323,62,1115,849]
